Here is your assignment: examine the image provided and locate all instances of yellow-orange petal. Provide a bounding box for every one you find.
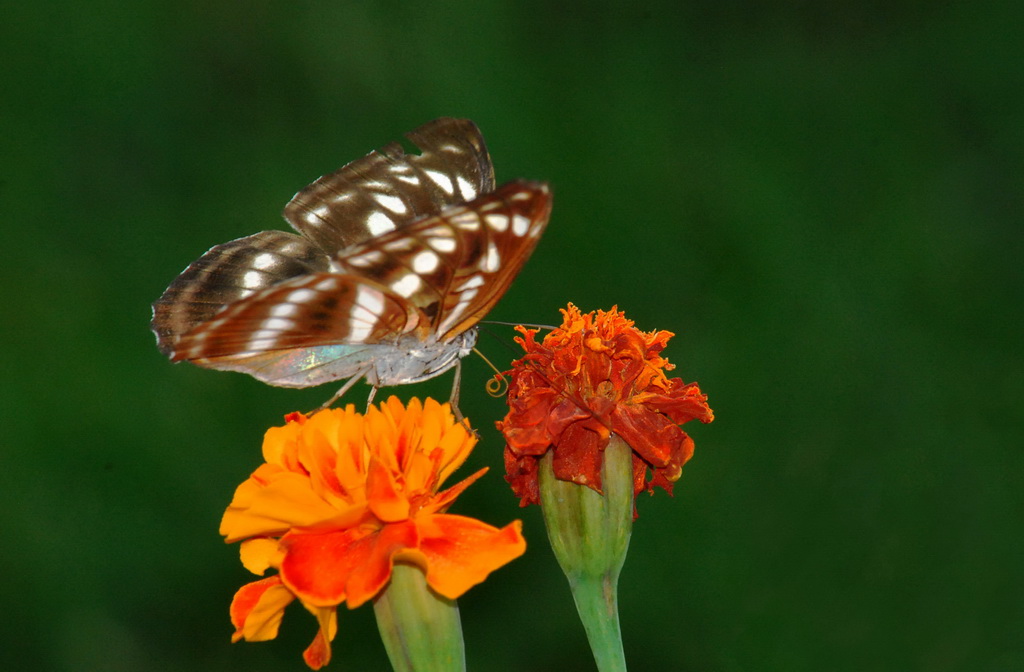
[410,515,526,600]
[279,522,420,609]
[230,576,295,642]
[239,538,283,575]
[221,471,362,542]
[260,418,306,466]
[425,467,489,516]
[343,522,421,608]
[301,606,337,670]
[366,455,410,523]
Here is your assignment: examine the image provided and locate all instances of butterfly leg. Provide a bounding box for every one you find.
[314,367,371,412]
[365,385,379,412]
[446,360,466,422]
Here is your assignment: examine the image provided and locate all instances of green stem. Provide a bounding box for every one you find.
[567,572,627,672]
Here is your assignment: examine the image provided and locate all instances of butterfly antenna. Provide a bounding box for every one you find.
[475,325,594,422]
[471,346,511,397]
[481,320,557,330]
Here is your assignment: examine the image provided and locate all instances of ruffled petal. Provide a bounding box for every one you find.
[413,515,526,599]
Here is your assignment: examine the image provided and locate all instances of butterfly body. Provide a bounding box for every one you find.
[152,118,550,399]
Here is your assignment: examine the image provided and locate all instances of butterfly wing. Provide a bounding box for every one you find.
[283,117,495,255]
[331,180,553,340]
[433,180,552,338]
[170,272,421,387]
[164,180,552,388]
[151,231,331,356]
[153,118,493,359]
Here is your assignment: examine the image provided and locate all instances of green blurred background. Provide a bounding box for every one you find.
[2,2,1021,670]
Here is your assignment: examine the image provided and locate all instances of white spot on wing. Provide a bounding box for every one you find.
[287,288,317,304]
[349,287,390,336]
[346,249,385,268]
[482,241,500,272]
[253,253,277,270]
[384,237,418,252]
[456,176,475,198]
[349,313,374,342]
[245,338,281,351]
[260,317,294,331]
[356,285,386,316]
[424,170,455,195]
[451,211,480,230]
[270,304,299,318]
[350,303,378,326]
[429,236,457,253]
[512,214,531,237]
[392,272,422,298]
[314,277,338,292]
[439,299,471,334]
[412,250,440,273]
[485,213,509,232]
[367,211,397,236]
[242,271,264,289]
[251,330,281,342]
[456,274,485,290]
[373,193,408,214]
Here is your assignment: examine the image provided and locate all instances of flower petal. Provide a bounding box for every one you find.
[611,404,688,470]
[301,605,337,670]
[221,471,361,542]
[230,576,295,642]
[239,537,283,575]
[411,515,526,599]
[366,456,410,523]
[279,522,420,609]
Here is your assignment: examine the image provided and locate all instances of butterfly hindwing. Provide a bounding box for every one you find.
[151,231,331,357]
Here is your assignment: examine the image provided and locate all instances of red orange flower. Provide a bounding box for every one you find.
[221,397,526,669]
[497,304,714,508]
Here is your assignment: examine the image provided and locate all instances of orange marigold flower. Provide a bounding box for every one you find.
[497,304,714,508]
[221,397,526,670]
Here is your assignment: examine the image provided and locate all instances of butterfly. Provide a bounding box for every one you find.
[151,117,552,408]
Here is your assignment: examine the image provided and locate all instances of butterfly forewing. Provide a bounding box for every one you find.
[283,118,496,256]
